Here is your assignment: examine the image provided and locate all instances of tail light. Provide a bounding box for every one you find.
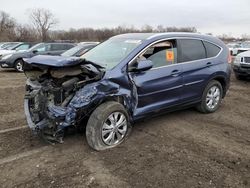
[228,50,232,63]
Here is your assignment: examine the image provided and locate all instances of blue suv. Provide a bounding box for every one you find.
[23,33,231,150]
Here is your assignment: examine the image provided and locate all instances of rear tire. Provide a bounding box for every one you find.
[196,80,223,113]
[86,101,131,151]
[14,59,24,72]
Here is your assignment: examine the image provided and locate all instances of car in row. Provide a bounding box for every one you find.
[0,42,21,50]
[228,41,250,56]
[0,42,36,58]
[0,42,99,72]
[0,42,75,72]
[61,43,99,57]
[233,50,250,79]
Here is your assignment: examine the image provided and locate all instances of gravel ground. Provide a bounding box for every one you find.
[0,68,249,188]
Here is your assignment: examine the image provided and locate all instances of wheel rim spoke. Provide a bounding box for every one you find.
[104,132,113,144]
[115,131,122,141]
[102,129,113,137]
[103,123,113,130]
[118,127,126,135]
[116,115,125,127]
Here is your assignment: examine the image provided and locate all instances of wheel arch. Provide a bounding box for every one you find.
[100,95,133,119]
[209,76,227,98]
[14,58,24,64]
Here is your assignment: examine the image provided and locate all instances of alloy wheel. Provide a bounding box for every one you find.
[101,112,127,146]
[206,85,221,110]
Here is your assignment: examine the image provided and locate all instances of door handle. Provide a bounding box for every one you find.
[206,62,212,67]
[171,69,181,76]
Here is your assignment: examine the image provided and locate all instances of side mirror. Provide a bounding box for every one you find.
[129,59,153,72]
[32,50,38,54]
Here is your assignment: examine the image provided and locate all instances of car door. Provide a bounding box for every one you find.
[178,39,220,102]
[129,39,184,117]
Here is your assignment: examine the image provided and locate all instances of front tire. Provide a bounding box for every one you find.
[86,101,131,151]
[196,80,223,113]
[14,59,24,72]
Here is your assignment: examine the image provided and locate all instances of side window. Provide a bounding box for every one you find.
[203,41,221,58]
[51,44,62,51]
[45,44,51,51]
[35,44,47,52]
[138,40,177,68]
[179,39,206,62]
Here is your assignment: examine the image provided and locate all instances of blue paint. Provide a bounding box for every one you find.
[24,33,231,134]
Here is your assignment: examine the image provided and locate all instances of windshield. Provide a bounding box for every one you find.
[82,38,142,69]
[228,43,240,48]
[15,44,30,51]
[61,45,84,57]
[3,43,20,50]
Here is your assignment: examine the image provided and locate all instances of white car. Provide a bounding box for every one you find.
[227,42,241,56]
[0,43,34,58]
[0,42,20,50]
[231,41,250,56]
[233,50,250,79]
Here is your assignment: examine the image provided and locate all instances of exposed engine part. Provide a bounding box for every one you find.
[24,62,103,143]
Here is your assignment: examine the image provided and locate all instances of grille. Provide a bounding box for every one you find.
[244,57,250,63]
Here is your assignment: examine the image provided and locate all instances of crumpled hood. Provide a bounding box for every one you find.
[24,55,83,67]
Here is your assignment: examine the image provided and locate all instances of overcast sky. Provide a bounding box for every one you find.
[1,0,250,37]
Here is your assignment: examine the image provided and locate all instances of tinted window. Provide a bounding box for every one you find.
[139,40,177,68]
[203,41,221,57]
[51,44,64,51]
[179,39,206,62]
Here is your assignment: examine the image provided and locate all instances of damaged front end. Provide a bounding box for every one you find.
[24,55,105,143]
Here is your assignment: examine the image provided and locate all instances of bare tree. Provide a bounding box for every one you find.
[28,8,58,41]
[0,11,16,41]
[15,24,38,42]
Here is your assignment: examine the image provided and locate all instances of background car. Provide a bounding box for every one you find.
[0,42,21,50]
[231,41,250,56]
[227,42,241,56]
[78,42,99,45]
[0,42,76,72]
[0,42,36,58]
[233,50,250,79]
[61,43,99,57]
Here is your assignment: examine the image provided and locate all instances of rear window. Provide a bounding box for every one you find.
[203,41,221,58]
[64,44,75,50]
[51,44,74,51]
[179,39,206,62]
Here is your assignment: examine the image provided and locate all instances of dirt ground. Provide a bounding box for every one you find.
[0,67,249,188]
